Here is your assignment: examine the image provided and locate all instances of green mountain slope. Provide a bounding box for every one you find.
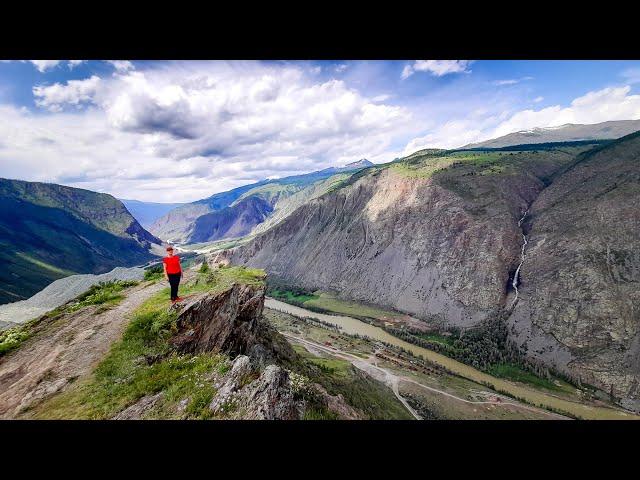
[149,160,373,243]
[0,178,161,304]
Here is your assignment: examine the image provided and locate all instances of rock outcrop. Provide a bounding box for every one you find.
[210,355,301,420]
[169,282,366,419]
[170,281,295,366]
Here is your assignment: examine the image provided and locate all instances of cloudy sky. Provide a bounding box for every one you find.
[1,59,640,202]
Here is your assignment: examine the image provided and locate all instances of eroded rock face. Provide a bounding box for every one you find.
[170,282,295,366]
[508,134,640,410]
[169,284,309,419]
[209,355,301,419]
[232,150,578,328]
[229,140,640,411]
[112,392,163,420]
[208,354,362,420]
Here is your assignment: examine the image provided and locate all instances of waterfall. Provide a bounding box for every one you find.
[511,209,529,307]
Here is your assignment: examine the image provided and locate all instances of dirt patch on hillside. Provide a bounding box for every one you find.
[0,280,170,419]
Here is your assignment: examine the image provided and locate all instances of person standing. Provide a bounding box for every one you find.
[163,246,183,303]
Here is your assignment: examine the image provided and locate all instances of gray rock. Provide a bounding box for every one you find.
[112,392,163,420]
[0,266,145,330]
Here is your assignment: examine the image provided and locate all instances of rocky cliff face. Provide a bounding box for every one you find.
[232,148,583,327]
[188,196,274,244]
[149,162,373,243]
[171,281,295,366]
[165,280,363,419]
[507,133,640,410]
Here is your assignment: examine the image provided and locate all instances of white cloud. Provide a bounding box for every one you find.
[402,60,472,79]
[533,96,544,103]
[33,76,102,112]
[29,60,62,72]
[334,64,348,73]
[2,61,412,202]
[371,94,393,102]
[403,85,640,152]
[6,60,86,72]
[491,85,640,138]
[107,60,134,72]
[621,67,640,84]
[492,77,533,86]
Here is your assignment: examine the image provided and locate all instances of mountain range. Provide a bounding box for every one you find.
[3,119,640,412]
[149,159,374,243]
[463,119,640,149]
[0,179,161,304]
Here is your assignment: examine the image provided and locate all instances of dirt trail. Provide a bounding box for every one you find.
[0,279,171,419]
[282,332,567,420]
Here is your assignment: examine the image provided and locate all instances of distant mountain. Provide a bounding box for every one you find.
[149,160,374,243]
[463,119,640,149]
[120,199,184,229]
[0,178,162,304]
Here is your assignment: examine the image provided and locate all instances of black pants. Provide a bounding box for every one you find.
[168,273,181,300]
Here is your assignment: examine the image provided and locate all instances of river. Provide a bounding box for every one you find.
[265,297,638,420]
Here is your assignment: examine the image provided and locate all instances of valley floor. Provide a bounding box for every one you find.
[264,299,640,420]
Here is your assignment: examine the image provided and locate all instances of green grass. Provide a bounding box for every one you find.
[294,348,413,420]
[303,407,339,420]
[144,265,163,281]
[486,363,564,392]
[307,356,350,377]
[0,319,38,356]
[268,281,405,322]
[31,266,264,419]
[66,280,138,313]
[14,252,76,276]
[390,155,459,178]
[303,291,404,322]
[270,288,319,304]
[1,280,140,358]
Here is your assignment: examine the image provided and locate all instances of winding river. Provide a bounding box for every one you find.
[265,297,638,420]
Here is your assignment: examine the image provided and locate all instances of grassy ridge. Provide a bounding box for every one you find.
[0,280,138,358]
[31,266,265,419]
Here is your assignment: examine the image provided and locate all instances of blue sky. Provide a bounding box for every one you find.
[1,59,639,202]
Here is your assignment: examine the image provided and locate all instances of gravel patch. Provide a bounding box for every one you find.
[0,267,145,329]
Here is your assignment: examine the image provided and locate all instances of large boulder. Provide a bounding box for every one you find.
[170,282,295,366]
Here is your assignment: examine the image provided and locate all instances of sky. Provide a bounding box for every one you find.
[1,59,640,203]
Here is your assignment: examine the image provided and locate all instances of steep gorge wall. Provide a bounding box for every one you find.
[507,135,640,410]
[233,152,570,327]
